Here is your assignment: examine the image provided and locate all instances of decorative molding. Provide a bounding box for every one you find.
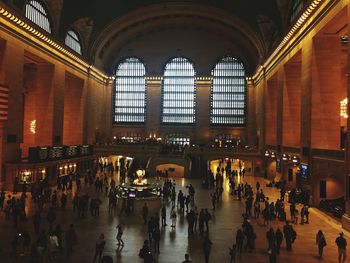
[0,4,112,84]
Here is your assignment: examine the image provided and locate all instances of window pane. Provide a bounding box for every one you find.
[114,58,146,123]
[290,0,306,23]
[25,0,51,33]
[165,133,190,146]
[65,30,82,55]
[211,57,246,125]
[162,57,196,124]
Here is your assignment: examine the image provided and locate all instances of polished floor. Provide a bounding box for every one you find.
[0,173,349,263]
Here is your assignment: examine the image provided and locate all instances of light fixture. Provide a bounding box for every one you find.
[270,152,276,158]
[292,156,299,163]
[282,153,288,161]
[30,120,36,134]
[265,150,270,157]
[340,36,348,45]
[340,98,348,118]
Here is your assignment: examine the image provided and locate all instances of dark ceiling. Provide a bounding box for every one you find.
[59,0,283,38]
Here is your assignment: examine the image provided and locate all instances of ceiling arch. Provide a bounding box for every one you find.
[90,3,267,75]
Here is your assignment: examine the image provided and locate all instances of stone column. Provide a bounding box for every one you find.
[145,77,162,138]
[247,80,257,147]
[195,77,212,145]
[342,2,350,231]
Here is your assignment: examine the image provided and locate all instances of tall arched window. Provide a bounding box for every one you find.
[114,58,146,123]
[162,57,196,124]
[65,30,82,55]
[25,0,51,33]
[211,57,246,125]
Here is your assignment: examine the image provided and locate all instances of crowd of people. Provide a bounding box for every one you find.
[0,159,348,263]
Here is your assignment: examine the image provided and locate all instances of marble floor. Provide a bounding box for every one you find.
[0,174,349,263]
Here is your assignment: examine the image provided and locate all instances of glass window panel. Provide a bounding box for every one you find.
[290,0,306,23]
[161,57,196,124]
[25,0,51,33]
[65,30,82,55]
[210,57,246,125]
[113,58,146,123]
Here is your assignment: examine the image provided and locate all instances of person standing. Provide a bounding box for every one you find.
[203,235,213,263]
[152,225,161,254]
[335,232,347,263]
[266,228,275,250]
[93,234,106,263]
[236,229,244,254]
[316,230,326,258]
[275,228,283,255]
[170,208,177,228]
[116,224,124,246]
[161,205,167,227]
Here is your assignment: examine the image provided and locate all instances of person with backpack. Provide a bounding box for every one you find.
[335,232,347,263]
[139,240,153,263]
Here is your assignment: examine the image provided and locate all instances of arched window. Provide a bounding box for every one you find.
[162,57,196,124]
[290,0,306,23]
[211,57,246,125]
[65,30,82,55]
[25,0,51,33]
[114,58,146,123]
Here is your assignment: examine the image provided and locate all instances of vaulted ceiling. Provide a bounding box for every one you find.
[7,0,296,74]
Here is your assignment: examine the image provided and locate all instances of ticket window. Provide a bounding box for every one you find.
[19,170,34,184]
[38,168,46,181]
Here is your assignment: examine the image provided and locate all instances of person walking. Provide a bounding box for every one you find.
[93,234,106,263]
[229,244,236,263]
[268,243,277,263]
[203,235,213,263]
[283,221,296,251]
[116,224,124,246]
[335,232,347,263]
[161,205,167,227]
[316,230,326,259]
